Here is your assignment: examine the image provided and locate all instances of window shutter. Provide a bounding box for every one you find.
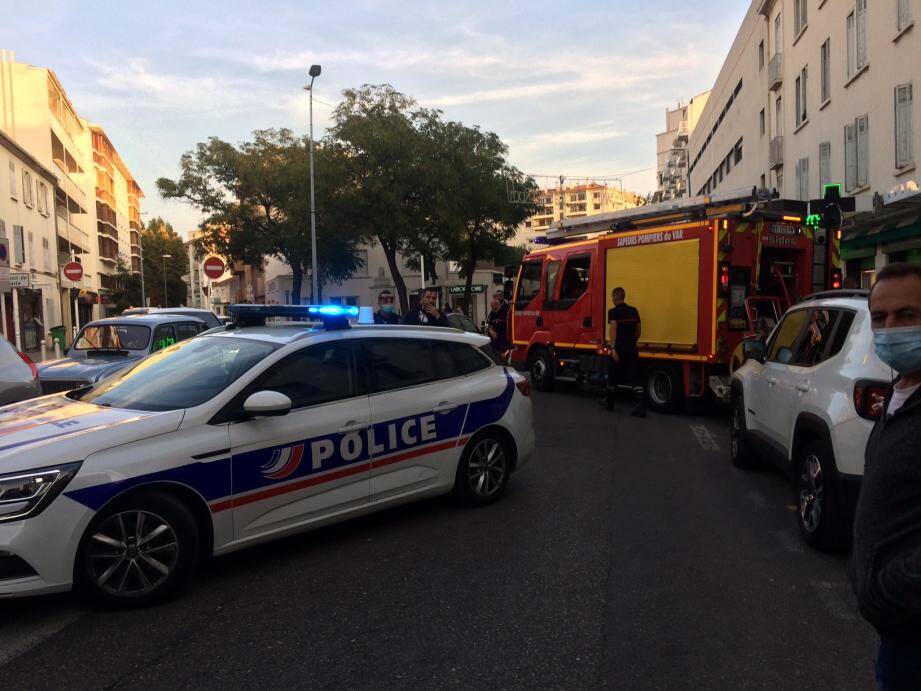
[857,115,869,188]
[845,123,857,190]
[856,0,868,69]
[898,0,912,31]
[801,158,809,200]
[847,13,856,77]
[819,142,831,189]
[896,84,913,168]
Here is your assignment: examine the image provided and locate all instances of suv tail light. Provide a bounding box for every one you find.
[515,379,530,397]
[854,380,889,420]
[17,351,38,382]
[831,269,843,290]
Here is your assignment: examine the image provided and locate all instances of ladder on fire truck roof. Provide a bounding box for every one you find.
[542,186,791,244]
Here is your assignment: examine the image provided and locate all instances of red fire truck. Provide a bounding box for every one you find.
[510,188,845,412]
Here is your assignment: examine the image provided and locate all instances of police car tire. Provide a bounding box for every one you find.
[530,349,554,392]
[75,490,201,608]
[453,431,511,507]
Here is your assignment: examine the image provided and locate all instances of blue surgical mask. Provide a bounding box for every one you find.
[874,326,921,374]
[382,304,394,314]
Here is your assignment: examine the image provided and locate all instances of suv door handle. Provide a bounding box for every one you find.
[433,402,458,414]
[796,382,810,393]
[337,420,369,434]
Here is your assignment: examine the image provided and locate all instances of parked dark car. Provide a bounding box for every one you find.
[120,306,222,330]
[36,314,208,394]
[0,337,41,405]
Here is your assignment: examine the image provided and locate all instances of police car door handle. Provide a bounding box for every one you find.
[796,382,810,393]
[337,420,369,434]
[433,402,458,414]
[766,376,778,386]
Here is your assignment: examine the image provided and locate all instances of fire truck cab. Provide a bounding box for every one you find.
[510,187,845,412]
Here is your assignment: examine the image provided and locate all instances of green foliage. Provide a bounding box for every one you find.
[157,129,364,304]
[143,218,189,308]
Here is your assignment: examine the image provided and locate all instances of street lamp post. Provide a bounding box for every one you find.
[162,254,171,307]
[304,64,321,304]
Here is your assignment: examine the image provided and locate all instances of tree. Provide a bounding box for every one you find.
[157,129,364,305]
[109,260,142,313]
[143,218,189,308]
[330,85,441,313]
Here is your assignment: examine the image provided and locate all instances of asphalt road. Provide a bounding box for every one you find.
[0,386,878,690]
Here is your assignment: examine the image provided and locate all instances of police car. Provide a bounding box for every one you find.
[0,305,534,607]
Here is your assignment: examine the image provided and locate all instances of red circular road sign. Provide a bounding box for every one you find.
[63,261,83,282]
[203,256,225,280]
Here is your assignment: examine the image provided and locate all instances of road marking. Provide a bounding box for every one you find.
[689,424,721,452]
[747,490,768,508]
[0,606,82,667]
[769,529,805,554]
[811,581,859,621]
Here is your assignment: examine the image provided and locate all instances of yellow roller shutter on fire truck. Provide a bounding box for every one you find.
[605,239,700,347]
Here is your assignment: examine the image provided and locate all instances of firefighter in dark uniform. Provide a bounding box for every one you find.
[602,287,646,417]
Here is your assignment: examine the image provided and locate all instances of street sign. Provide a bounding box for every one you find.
[10,272,31,289]
[63,261,84,282]
[203,256,225,280]
[0,238,8,267]
[448,284,486,295]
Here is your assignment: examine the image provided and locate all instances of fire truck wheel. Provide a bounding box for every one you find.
[644,365,683,413]
[529,348,555,392]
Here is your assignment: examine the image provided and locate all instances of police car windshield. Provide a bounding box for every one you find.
[79,336,278,411]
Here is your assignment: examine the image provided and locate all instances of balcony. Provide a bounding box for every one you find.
[769,136,784,170]
[98,236,119,264]
[131,256,142,273]
[769,53,783,91]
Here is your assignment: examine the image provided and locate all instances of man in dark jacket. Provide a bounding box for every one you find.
[373,290,400,325]
[403,287,449,327]
[852,262,921,689]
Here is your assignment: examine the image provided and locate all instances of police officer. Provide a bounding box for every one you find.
[404,287,450,327]
[602,287,645,417]
[373,290,400,325]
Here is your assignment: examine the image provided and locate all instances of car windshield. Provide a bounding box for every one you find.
[78,336,278,411]
[73,325,150,351]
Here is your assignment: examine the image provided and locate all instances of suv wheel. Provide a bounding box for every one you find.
[76,491,201,608]
[530,348,554,392]
[645,365,683,413]
[730,395,759,469]
[797,440,847,551]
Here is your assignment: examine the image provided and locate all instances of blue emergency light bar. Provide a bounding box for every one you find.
[228,304,358,329]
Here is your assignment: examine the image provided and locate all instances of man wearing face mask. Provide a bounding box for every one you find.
[373,290,400,325]
[851,262,921,690]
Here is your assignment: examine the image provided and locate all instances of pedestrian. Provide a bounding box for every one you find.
[403,287,449,327]
[601,287,645,417]
[373,290,400,325]
[487,298,510,360]
[851,262,921,690]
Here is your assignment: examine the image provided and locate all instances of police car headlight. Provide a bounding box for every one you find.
[0,463,82,523]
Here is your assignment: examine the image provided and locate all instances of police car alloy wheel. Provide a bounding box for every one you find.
[454,433,510,506]
[77,491,200,607]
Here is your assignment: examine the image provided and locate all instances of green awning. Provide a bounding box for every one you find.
[843,217,921,250]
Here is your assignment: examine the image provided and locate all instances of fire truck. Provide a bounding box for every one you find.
[510,187,848,412]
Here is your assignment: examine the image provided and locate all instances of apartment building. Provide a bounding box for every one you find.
[0,51,144,325]
[655,91,711,201]
[687,1,920,284]
[0,129,60,351]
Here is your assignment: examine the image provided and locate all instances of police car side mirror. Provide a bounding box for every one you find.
[742,339,766,363]
[243,390,292,418]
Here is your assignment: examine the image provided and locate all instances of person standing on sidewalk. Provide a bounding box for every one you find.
[851,262,921,690]
[601,287,645,417]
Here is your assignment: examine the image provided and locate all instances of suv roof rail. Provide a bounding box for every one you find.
[799,289,869,302]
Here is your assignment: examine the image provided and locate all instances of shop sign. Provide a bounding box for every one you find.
[448,284,486,294]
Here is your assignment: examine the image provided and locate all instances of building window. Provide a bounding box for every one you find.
[847,12,856,77]
[21,170,34,208]
[593,203,601,210]
[776,95,784,137]
[819,142,832,190]
[760,173,767,189]
[848,1,868,78]
[857,0,868,68]
[734,139,743,164]
[759,41,765,70]
[794,0,807,36]
[895,83,914,169]
[8,160,16,200]
[13,224,25,264]
[898,0,913,31]
[845,115,870,190]
[760,109,766,135]
[795,67,808,127]
[796,157,810,200]
[36,181,48,215]
[820,39,831,104]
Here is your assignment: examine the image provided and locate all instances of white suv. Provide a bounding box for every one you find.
[730,291,893,550]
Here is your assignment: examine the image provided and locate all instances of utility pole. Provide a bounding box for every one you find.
[304,64,322,304]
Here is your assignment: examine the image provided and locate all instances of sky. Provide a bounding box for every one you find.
[1,0,749,238]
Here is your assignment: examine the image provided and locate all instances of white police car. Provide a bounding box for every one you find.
[0,305,534,606]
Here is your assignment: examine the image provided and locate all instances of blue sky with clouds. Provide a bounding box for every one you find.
[2,0,748,235]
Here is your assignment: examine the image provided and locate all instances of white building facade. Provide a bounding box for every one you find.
[687,0,921,283]
[655,91,711,201]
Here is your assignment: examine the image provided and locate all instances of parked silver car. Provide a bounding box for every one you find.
[0,337,41,404]
[36,314,208,394]
[121,306,222,329]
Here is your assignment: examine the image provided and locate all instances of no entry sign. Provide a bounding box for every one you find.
[63,261,83,282]
[203,256,225,280]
